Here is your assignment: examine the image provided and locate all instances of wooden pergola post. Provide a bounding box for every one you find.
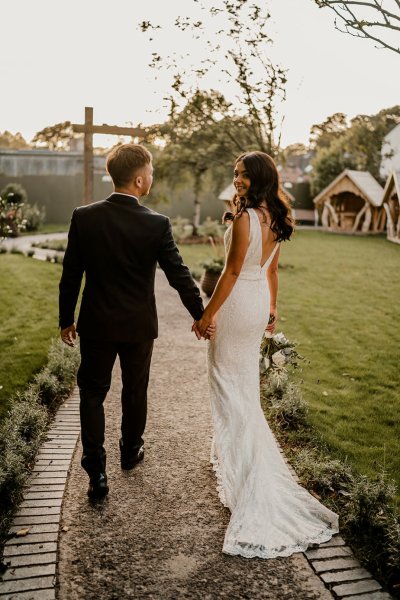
[72,107,146,205]
[84,107,93,205]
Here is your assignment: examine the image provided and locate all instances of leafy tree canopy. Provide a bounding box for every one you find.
[0,131,29,150]
[31,121,80,151]
[310,105,400,194]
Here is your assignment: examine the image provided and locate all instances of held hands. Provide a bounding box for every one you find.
[60,324,76,347]
[192,316,216,341]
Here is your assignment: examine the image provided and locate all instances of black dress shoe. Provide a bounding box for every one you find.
[87,473,109,499]
[120,439,144,470]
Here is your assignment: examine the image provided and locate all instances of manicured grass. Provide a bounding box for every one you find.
[277,232,400,490]
[180,232,400,492]
[178,243,214,277]
[0,255,62,419]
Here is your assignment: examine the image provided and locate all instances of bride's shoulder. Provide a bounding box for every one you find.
[233,210,250,224]
[231,210,250,236]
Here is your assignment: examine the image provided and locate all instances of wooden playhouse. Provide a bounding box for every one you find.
[382,170,400,244]
[313,169,386,233]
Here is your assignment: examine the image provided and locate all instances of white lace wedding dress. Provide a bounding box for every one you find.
[207,208,339,558]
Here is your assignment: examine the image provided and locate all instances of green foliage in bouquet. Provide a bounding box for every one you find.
[260,332,308,430]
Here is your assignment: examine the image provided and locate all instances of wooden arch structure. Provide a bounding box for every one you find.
[313,170,385,233]
[72,107,146,205]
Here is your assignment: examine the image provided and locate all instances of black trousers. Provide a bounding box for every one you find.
[77,336,154,478]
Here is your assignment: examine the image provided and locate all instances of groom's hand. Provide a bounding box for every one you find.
[60,324,76,347]
[192,317,216,340]
[192,321,202,340]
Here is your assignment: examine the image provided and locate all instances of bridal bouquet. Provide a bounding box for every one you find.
[260,331,302,374]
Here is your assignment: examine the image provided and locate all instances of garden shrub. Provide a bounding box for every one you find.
[0,195,26,239]
[171,216,193,242]
[0,340,79,543]
[267,381,308,430]
[197,217,225,240]
[32,239,67,252]
[22,203,45,232]
[0,391,47,520]
[0,183,28,205]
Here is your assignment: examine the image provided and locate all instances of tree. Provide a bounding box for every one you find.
[314,1,400,54]
[310,105,400,194]
[309,113,348,150]
[140,0,287,157]
[31,121,81,151]
[149,90,256,232]
[0,131,29,150]
[310,137,356,194]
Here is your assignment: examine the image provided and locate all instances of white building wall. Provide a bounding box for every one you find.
[381,124,400,178]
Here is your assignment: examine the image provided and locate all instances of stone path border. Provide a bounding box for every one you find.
[278,443,393,600]
[0,390,80,599]
[0,392,393,598]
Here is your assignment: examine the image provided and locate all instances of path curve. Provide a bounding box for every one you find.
[57,270,332,600]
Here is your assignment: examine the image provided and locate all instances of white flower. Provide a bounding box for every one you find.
[264,330,273,339]
[263,357,270,370]
[272,350,286,368]
[273,332,288,345]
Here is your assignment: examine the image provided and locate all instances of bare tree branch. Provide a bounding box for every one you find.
[315,0,400,53]
[139,0,287,156]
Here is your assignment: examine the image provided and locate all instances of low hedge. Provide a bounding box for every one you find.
[0,339,79,545]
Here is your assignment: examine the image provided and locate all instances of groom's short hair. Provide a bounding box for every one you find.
[106,144,152,187]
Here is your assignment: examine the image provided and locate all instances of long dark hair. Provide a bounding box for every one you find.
[224,151,294,242]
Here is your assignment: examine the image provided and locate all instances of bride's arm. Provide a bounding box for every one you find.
[196,212,250,336]
[266,246,280,333]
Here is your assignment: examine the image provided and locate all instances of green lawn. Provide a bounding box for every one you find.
[182,232,400,491]
[0,255,62,419]
[178,243,214,278]
[277,231,400,489]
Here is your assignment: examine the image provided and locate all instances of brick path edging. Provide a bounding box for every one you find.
[0,387,393,599]
[0,389,80,600]
[280,445,393,600]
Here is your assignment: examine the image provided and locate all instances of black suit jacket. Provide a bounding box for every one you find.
[59,193,204,341]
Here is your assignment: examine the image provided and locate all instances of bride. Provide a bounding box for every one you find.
[194,151,339,559]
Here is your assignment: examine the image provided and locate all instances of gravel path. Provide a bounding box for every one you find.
[57,270,332,600]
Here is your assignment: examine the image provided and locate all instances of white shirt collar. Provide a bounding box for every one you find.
[114,192,139,200]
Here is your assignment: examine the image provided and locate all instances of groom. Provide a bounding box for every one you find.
[59,143,206,499]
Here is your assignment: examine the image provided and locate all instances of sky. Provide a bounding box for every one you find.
[0,0,398,148]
